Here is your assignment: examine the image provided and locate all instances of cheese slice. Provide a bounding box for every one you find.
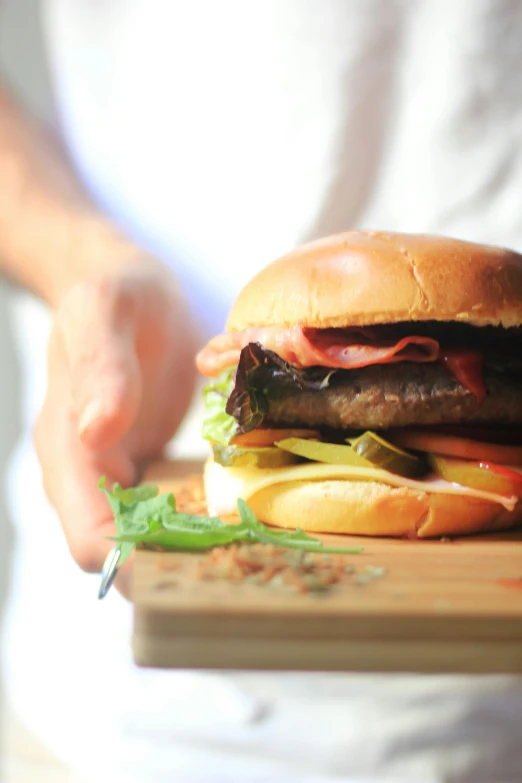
[205,459,518,515]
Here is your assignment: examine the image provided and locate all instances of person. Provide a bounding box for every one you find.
[2,1,522,781]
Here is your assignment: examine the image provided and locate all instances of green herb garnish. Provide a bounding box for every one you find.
[99,478,363,558]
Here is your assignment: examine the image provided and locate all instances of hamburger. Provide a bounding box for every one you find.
[195,230,522,538]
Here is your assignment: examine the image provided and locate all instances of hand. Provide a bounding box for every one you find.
[33,258,198,596]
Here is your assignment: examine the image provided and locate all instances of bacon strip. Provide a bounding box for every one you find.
[196,325,440,377]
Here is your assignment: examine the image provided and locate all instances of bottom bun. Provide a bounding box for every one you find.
[204,460,522,538]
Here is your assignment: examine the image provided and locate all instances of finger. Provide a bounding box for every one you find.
[35,342,137,575]
[57,281,142,451]
[36,416,136,574]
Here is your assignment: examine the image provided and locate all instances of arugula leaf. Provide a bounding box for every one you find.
[236,497,260,530]
[99,477,160,565]
[201,368,238,446]
[235,498,359,554]
[100,478,363,557]
[104,482,159,505]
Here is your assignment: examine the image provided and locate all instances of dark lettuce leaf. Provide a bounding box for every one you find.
[225,343,338,435]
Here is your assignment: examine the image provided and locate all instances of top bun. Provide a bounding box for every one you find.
[226,231,522,331]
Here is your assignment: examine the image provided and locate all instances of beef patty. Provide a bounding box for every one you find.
[265,361,522,430]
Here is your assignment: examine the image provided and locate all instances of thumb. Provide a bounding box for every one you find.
[57,287,142,451]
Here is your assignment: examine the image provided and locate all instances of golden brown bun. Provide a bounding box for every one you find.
[204,460,522,539]
[247,480,522,538]
[226,231,522,331]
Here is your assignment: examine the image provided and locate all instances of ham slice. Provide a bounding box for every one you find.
[196,325,440,377]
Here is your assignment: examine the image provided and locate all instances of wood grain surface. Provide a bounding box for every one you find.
[132,460,522,674]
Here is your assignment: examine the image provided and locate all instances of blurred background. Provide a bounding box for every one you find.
[1,3,522,782]
[0,1,78,781]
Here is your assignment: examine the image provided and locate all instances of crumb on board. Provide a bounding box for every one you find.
[168,475,241,526]
[151,477,386,594]
[170,476,207,515]
[354,565,387,585]
[155,579,179,591]
[195,544,349,593]
[195,544,385,594]
[157,557,181,572]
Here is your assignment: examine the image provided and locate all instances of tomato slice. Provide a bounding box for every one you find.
[440,350,486,404]
[481,462,522,494]
[231,429,320,448]
[429,454,522,496]
[387,429,522,466]
[421,425,522,446]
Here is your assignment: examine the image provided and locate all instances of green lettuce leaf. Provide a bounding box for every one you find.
[201,368,238,446]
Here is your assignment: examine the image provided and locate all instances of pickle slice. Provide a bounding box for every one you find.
[348,431,426,478]
[275,438,373,468]
[429,454,522,496]
[212,443,302,469]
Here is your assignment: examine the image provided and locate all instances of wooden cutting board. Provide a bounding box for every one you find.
[132,459,522,674]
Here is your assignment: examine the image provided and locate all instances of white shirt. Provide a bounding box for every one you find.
[41,0,522,339]
[4,2,522,781]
